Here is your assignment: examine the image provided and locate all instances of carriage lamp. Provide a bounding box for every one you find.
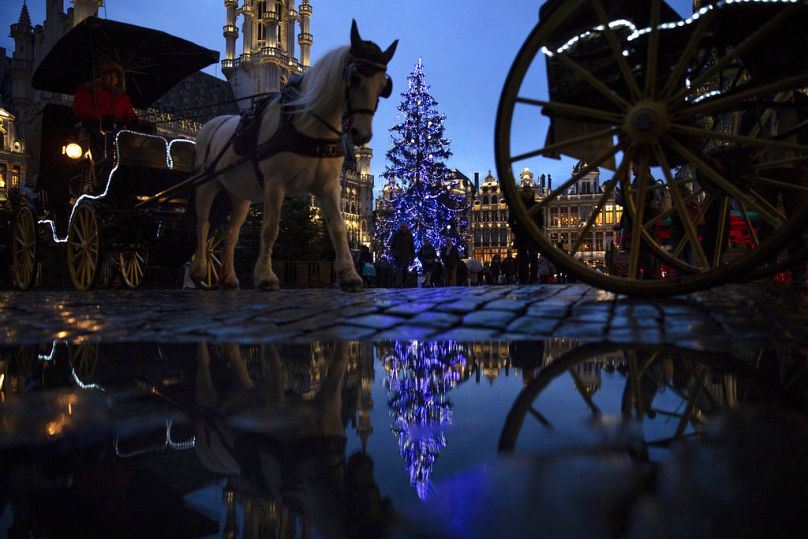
[63,142,84,160]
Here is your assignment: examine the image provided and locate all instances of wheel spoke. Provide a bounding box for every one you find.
[669,123,808,155]
[529,143,624,216]
[511,126,619,163]
[668,7,796,106]
[652,144,711,269]
[674,72,808,118]
[755,176,808,194]
[548,50,629,110]
[590,0,642,101]
[515,97,623,124]
[666,137,786,228]
[660,10,716,100]
[644,0,662,98]
[628,152,650,279]
[570,159,626,256]
[737,200,760,247]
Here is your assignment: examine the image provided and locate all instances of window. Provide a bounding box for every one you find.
[10,165,19,188]
[550,207,559,227]
[595,233,604,251]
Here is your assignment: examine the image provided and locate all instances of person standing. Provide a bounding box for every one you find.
[502,252,517,284]
[509,183,541,283]
[489,254,502,284]
[390,223,415,288]
[417,237,438,287]
[442,240,462,286]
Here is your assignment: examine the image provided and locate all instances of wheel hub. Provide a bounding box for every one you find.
[623,100,669,143]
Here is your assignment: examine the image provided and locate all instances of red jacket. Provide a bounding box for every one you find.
[73,84,137,122]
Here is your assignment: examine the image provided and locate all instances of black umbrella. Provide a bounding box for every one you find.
[32,16,219,109]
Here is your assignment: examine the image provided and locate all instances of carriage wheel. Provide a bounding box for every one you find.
[11,205,38,291]
[191,226,225,290]
[119,249,148,290]
[495,0,808,296]
[69,342,99,384]
[67,204,102,291]
[498,343,765,456]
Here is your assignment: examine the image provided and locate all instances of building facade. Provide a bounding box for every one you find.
[468,164,621,268]
[0,108,26,202]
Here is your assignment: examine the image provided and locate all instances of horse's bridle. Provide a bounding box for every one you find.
[309,57,393,137]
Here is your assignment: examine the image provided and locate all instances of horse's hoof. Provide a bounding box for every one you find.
[338,271,364,292]
[256,278,280,291]
[222,277,240,290]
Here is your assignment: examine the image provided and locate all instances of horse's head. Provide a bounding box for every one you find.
[345,20,398,145]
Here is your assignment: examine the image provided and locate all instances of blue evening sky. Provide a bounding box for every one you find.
[2,0,693,195]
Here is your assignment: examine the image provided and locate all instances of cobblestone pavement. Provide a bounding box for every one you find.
[1,282,805,352]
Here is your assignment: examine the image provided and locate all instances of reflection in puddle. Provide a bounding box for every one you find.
[0,339,806,538]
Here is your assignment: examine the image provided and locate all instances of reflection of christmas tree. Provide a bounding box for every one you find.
[374,58,467,261]
[383,341,467,499]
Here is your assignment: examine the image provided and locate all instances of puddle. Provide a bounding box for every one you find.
[0,339,806,537]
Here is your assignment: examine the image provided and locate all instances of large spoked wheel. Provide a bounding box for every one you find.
[495,0,808,296]
[11,205,38,291]
[119,248,148,290]
[67,204,102,291]
[191,226,225,290]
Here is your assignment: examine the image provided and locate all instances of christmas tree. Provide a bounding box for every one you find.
[382,341,467,499]
[375,58,467,261]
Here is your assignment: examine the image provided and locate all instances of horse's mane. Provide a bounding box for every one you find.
[284,46,351,115]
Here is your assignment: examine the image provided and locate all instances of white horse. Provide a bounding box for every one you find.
[191,21,397,291]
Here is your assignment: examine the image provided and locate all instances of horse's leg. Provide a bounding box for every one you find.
[254,184,284,290]
[221,198,251,289]
[190,180,220,285]
[317,185,364,292]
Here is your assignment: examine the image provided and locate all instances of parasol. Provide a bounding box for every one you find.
[32,16,219,109]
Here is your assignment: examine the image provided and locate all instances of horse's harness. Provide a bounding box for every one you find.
[204,57,392,188]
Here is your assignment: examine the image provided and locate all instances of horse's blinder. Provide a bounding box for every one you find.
[344,59,393,116]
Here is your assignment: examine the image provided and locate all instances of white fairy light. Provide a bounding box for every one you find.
[39,130,195,243]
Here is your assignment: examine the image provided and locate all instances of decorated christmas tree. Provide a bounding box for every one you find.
[375,58,467,261]
[382,341,467,499]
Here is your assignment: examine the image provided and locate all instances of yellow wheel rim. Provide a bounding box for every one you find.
[191,227,225,290]
[11,206,37,290]
[119,250,147,289]
[67,205,101,291]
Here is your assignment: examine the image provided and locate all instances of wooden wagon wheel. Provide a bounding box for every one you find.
[495,0,808,296]
[498,342,765,456]
[191,226,225,290]
[118,248,148,289]
[11,205,38,291]
[67,204,102,291]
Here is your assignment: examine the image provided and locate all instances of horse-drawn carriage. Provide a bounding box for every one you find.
[9,17,226,291]
[497,0,808,296]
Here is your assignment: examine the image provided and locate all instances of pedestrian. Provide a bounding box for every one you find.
[73,58,138,125]
[509,183,541,283]
[457,258,469,286]
[489,254,502,284]
[389,222,415,288]
[466,257,483,285]
[537,255,556,284]
[502,251,517,284]
[417,237,438,287]
[442,239,462,286]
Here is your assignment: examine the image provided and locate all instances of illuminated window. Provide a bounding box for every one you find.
[11,165,19,188]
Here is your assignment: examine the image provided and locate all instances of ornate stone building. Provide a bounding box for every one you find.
[0,108,26,202]
[221,0,312,107]
[470,170,512,264]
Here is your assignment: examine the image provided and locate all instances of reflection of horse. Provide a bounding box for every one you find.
[193,342,390,538]
[190,21,397,291]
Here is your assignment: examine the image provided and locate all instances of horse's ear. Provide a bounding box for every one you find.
[381,39,398,64]
[351,19,361,49]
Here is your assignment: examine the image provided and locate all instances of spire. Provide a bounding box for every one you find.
[18,2,32,29]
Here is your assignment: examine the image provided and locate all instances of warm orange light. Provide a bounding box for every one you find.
[63,142,83,159]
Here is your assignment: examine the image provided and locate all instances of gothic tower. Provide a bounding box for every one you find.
[9,3,34,136]
[70,0,104,25]
[222,0,312,109]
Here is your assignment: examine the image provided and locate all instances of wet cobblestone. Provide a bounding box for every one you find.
[0,283,804,350]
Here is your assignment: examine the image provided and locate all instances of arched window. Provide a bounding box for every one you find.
[482,195,489,205]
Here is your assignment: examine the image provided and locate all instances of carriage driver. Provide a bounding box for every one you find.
[72,58,138,127]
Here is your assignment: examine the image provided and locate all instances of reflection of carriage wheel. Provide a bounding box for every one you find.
[11,205,38,290]
[191,226,225,290]
[67,204,102,291]
[119,248,148,289]
[498,342,764,456]
[495,0,808,296]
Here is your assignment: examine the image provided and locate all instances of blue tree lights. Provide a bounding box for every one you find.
[375,58,468,260]
[383,341,467,499]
